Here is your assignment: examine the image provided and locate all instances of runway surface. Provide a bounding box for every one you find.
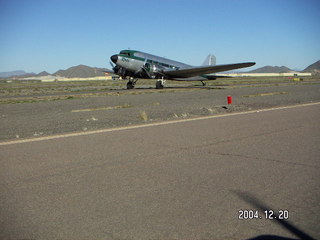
[1,102,319,239]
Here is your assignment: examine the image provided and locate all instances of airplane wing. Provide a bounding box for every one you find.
[163,62,255,78]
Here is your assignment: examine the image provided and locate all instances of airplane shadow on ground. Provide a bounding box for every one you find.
[232,190,316,240]
[165,85,227,89]
[109,85,227,91]
[247,235,298,240]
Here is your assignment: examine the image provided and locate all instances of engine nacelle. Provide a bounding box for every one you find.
[144,62,165,78]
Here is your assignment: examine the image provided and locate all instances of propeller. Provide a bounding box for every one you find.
[110,61,115,69]
[142,58,152,78]
[132,57,152,78]
[109,60,120,75]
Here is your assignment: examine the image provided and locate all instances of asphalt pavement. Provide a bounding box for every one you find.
[1,102,319,239]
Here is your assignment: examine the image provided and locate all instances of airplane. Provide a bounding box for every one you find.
[109,50,255,89]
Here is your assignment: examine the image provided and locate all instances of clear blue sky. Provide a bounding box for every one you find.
[1,0,319,73]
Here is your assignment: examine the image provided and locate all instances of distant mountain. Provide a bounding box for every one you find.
[16,71,49,78]
[0,65,111,79]
[37,71,50,76]
[0,70,48,78]
[0,70,32,78]
[54,65,110,78]
[303,60,320,74]
[247,66,293,73]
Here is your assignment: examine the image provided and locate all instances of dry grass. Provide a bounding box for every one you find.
[0,76,317,104]
[241,92,288,98]
[139,111,148,121]
[71,104,132,113]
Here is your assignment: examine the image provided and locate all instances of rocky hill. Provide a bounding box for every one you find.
[37,71,50,76]
[303,60,320,75]
[54,65,109,78]
[247,66,293,73]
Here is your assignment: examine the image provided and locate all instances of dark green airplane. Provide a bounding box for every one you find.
[110,50,255,89]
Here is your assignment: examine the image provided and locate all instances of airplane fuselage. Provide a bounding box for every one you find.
[111,50,191,79]
[110,49,255,89]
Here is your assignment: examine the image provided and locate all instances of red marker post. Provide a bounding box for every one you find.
[227,96,232,105]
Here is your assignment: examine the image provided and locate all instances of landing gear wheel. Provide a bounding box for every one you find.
[127,81,134,89]
[156,80,164,89]
[126,79,138,89]
[201,81,207,86]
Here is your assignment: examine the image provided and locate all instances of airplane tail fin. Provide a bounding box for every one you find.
[202,54,216,66]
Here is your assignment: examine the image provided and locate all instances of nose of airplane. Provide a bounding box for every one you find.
[110,55,118,64]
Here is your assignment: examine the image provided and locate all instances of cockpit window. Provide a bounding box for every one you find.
[120,51,129,56]
[120,51,131,57]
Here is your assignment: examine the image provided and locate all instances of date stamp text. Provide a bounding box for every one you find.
[238,209,289,220]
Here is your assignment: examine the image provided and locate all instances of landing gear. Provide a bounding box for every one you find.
[201,81,207,86]
[156,78,165,89]
[126,78,138,89]
[156,81,163,89]
[127,81,134,89]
